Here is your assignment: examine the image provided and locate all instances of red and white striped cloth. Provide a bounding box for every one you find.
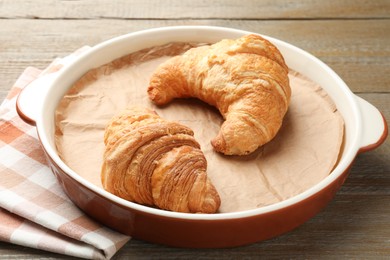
[0,49,131,259]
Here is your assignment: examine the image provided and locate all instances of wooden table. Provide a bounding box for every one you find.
[1,1,389,258]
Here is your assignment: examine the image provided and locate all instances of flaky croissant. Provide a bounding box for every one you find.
[101,107,221,213]
[148,34,291,155]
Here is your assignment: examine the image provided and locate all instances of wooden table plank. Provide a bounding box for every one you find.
[1,1,389,258]
[1,19,389,102]
[1,0,389,19]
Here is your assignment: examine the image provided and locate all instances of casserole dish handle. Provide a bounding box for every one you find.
[16,46,90,126]
[16,73,58,126]
[356,95,388,153]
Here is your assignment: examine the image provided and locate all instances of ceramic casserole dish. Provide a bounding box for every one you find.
[16,26,388,248]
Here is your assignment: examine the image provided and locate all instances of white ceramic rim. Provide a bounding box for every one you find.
[36,25,362,220]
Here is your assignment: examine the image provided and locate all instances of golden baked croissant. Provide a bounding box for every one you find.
[101,107,221,213]
[148,34,291,155]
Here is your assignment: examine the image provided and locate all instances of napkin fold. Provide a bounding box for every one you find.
[0,49,131,259]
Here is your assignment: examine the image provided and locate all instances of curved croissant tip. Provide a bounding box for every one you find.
[195,186,221,214]
[210,134,227,155]
[211,135,256,156]
[204,194,221,214]
[147,86,165,105]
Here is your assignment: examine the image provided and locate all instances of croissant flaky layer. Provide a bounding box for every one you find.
[101,107,221,213]
[148,34,291,155]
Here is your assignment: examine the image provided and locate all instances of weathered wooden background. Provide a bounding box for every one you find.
[1,0,389,258]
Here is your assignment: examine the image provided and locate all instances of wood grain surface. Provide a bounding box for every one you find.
[1,0,389,259]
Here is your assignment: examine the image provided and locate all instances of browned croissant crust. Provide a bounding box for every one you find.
[148,34,291,155]
[101,107,221,213]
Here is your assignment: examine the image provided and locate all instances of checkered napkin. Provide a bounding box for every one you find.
[0,49,131,259]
